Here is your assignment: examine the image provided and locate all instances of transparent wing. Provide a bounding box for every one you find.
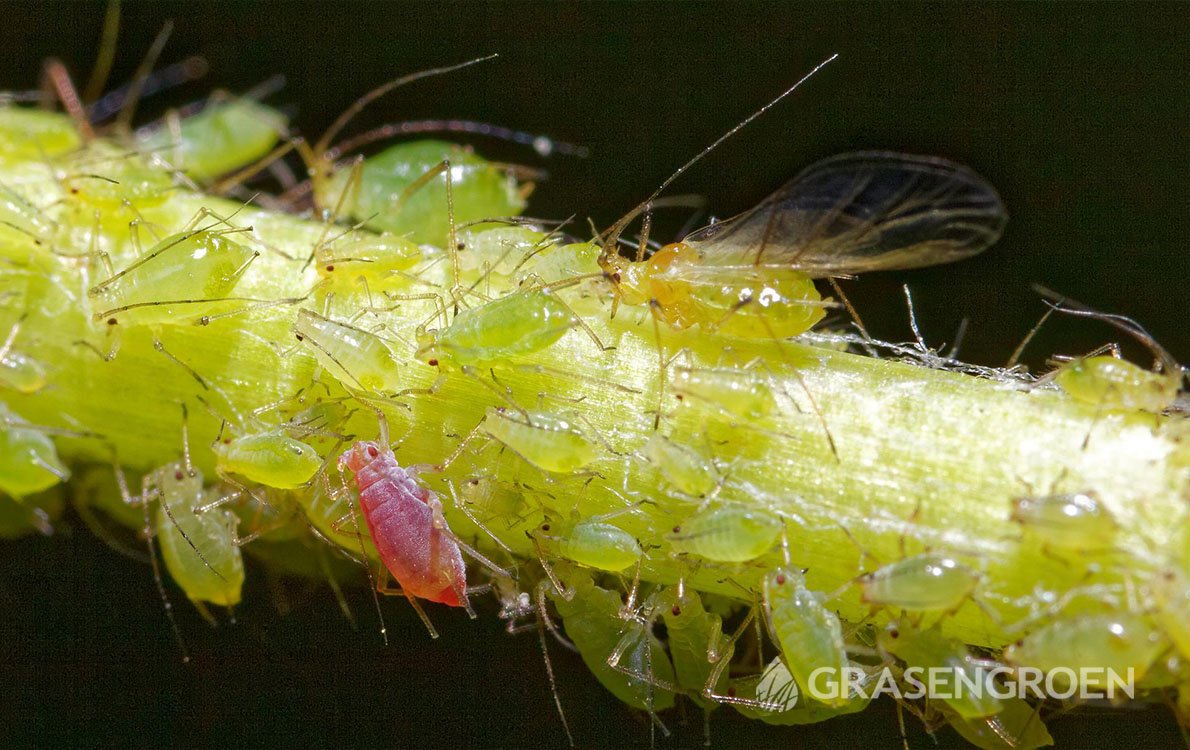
[681,151,1007,277]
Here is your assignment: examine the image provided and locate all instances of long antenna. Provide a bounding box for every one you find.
[316,54,498,156]
[600,53,839,258]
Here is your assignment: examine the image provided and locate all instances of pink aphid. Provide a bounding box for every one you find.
[339,440,467,608]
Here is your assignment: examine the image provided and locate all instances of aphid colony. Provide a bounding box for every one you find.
[1,55,1187,749]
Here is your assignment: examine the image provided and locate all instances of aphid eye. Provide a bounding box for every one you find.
[294,334,304,341]
[173,470,184,481]
[106,317,118,326]
[775,574,786,585]
[671,605,682,617]
[223,438,232,444]
[456,242,465,251]
[325,265,335,272]
[540,523,551,532]
[672,525,681,534]
[427,358,438,367]
[366,445,379,459]
[726,686,736,698]
[611,272,621,283]
[674,394,684,401]
[889,628,900,639]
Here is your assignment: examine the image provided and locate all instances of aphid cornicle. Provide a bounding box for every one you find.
[151,464,245,608]
[858,552,980,612]
[668,504,782,563]
[338,440,468,610]
[89,228,257,326]
[600,151,1007,340]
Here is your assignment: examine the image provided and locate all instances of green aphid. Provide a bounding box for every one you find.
[858,553,979,612]
[1055,356,1179,414]
[1003,612,1167,690]
[942,698,1053,750]
[62,141,174,209]
[878,618,1003,719]
[0,185,54,263]
[89,229,257,326]
[642,432,718,498]
[668,504,782,562]
[654,586,730,710]
[0,403,69,498]
[532,513,641,573]
[0,108,80,163]
[481,407,600,474]
[1009,491,1118,551]
[151,464,244,607]
[731,657,872,725]
[321,140,525,247]
[548,570,676,713]
[762,566,851,708]
[214,431,323,489]
[140,99,287,183]
[418,289,579,367]
[294,309,403,393]
[316,233,423,288]
[670,364,776,420]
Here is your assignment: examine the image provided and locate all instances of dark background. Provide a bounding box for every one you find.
[0,2,1186,748]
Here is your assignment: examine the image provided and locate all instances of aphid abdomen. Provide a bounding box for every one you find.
[671,366,776,421]
[763,568,850,707]
[654,249,827,338]
[436,291,576,365]
[668,505,782,562]
[342,441,466,607]
[215,433,322,489]
[0,107,80,162]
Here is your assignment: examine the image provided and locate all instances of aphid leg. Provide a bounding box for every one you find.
[335,471,389,645]
[114,20,174,134]
[210,138,297,196]
[112,454,189,662]
[531,534,575,601]
[1007,304,1058,370]
[534,600,576,747]
[702,607,776,708]
[374,567,440,640]
[315,542,358,630]
[446,479,517,559]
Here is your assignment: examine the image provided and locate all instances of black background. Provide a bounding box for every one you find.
[0,2,1186,748]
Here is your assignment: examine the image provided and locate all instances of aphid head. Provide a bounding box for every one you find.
[339,440,386,474]
[599,253,651,306]
[414,326,442,364]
